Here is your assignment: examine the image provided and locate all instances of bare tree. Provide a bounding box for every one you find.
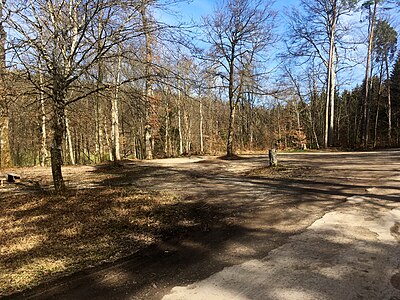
[140,3,155,160]
[0,0,11,168]
[204,0,276,157]
[361,0,380,148]
[111,49,122,163]
[7,0,141,192]
[286,0,358,148]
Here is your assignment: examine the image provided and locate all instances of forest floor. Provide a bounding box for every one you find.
[1,150,400,299]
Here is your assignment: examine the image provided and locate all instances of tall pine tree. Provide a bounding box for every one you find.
[392,52,400,100]
[391,52,400,143]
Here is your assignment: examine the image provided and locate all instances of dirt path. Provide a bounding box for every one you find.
[163,196,400,300]
[7,150,400,299]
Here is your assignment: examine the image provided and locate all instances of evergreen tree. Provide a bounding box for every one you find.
[391,52,400,141]
[392,52,400,104]
[374,19,397,143]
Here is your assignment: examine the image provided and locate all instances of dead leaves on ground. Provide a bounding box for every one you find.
[0,187,208,296]
[244,166,313,178]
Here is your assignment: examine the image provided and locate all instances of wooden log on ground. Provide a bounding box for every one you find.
[7,173,21,183]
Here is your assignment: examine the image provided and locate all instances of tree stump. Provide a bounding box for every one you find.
[269,149,277,167]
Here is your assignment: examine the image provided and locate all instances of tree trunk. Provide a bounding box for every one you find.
[277,101,282,149]
[103,117,112,161]
[141,5,154,160]
[325,68,331,148]
[0,0,11,168]
[0,116,11,168]
[164,99,170,156]
[362,0,378,148]
[184,109,191,154]
[226,42,238,157]
[374,61,384,148]
[144,125,152,159]
[326,5,337,148]
[373,101,380,148]
[308,106,320,149]
[329,54,336,146]
[39,68,48,167]
[65,113,75,165]
[226,105,236,157]
[111,53,121,163]
[385,55,392,144]
[199,98,204,154]
[132,135,137,159]
[51,99,66,193]
[177,88,183,155]
[96,100,104,163]
[96,11,105,163]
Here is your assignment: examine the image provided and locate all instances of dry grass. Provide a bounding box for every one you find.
[0,187,208,297]
[245,165,313,178]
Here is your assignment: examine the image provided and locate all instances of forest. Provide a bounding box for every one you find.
[0,0,399,192]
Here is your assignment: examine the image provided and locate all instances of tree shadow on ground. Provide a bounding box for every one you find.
[1,187,232,298]
[5,193,299,300]
[163,224,400,299]
[5,151,400,299]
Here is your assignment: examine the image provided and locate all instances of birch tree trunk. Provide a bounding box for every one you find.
[362,0,378,148]
[141,5,154,160]
[324,67,331,148]
[199,98,204,154]
[329,52,336,146]
[177,87,183,155]
[104,118,112,161]
[39,65,48,166]
[385,55,392,144]
[111,53,121,163]
[96,11,105,162]
[325,2,337,148]
[95,100,103,162]
[164,99,170,156]
[184,109,191,154]
[374,61,384,147]
[226,45,237,157]
[65,113,75,165]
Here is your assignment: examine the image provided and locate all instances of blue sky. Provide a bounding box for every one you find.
[161,0,400,91]
[175,0,299,23]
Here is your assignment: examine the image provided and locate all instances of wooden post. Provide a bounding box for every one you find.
[269,148,277,167]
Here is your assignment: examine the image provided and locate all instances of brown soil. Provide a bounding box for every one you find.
[2,150,400,300]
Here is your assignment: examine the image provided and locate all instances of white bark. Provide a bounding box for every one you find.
[39,66,48,166]
[165,99,170,156]
[111,52,121,162]
[325,1,337,148]
[65,113,75,165]
[385,55,392,143]
[177,87,183,155]
[362,0,378,148]
[200,98,204,154]
[141,5,154,160]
